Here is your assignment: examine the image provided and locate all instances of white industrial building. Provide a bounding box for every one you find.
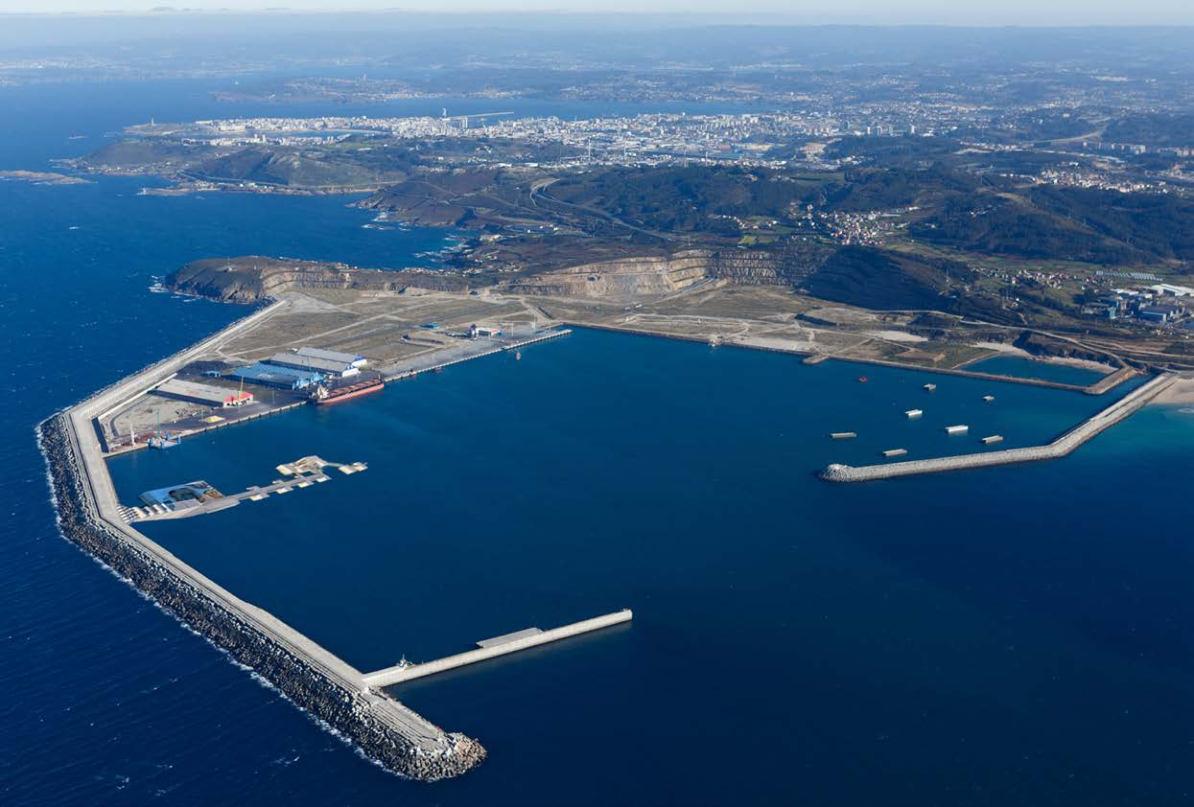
[295,346,368,368]
[267,351,361,379]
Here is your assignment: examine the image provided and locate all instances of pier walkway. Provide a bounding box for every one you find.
[822,373,1176,483]
[120,457,366,523]
[364,610,633,688]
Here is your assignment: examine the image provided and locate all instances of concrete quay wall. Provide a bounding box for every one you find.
[563,321,1131,395]
[822,373,1176,483]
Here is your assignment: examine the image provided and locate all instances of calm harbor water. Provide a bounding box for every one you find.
[965,354,1107,387]
[4,80,1194,805]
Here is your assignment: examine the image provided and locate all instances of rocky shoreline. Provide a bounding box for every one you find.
[37,413,485,782]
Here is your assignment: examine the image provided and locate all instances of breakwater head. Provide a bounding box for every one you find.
[36,302,487,781]
[821,373,1176,483]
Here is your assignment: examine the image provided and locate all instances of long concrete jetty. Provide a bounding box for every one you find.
[364,610,633,688]
[38,301,487,781]
[563,320,1135,395]
[821,373,1176,483]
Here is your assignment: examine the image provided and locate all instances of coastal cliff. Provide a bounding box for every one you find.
[37,413,486,781]
[166,257,469,303]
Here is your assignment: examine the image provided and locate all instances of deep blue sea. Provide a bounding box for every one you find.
[4,80,1194,806]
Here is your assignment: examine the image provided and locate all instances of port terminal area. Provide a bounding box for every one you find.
[96,292,571,457]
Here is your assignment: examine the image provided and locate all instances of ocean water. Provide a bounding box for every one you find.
[4,80,1194,806]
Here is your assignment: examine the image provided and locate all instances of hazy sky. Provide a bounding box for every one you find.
[1,0,1192,25]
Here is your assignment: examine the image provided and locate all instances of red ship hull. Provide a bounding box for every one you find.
[314,380,384,405]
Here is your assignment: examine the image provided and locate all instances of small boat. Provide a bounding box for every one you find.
[882,448,908,458]
[830,431,858,440]
[982,395,995,402]
[857,376,869,383]
[515,351,522,361]
[905,409,923,419]
[945,424,969,435]
[924,383,937,392]
[981,435,1004,445]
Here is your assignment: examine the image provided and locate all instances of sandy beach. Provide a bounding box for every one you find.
[1154,375,1194,405]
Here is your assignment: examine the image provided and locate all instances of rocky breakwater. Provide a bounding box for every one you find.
[167,256,469,304]
[37,413,486,781]
[821,373,1176,483]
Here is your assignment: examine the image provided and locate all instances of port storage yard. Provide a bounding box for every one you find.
[37,288,1186,781]
[96,291,570,456]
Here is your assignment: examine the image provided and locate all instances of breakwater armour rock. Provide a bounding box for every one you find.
[37,414,486,781]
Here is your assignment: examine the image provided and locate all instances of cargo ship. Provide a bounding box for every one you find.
[311,378,384,405]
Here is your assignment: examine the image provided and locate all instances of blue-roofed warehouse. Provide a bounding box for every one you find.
[228,362,324,390]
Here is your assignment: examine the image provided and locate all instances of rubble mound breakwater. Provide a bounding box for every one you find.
[38,413,486,781]
[821,373,1175,483]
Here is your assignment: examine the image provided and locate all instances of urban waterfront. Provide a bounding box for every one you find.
[6,79,1194,806]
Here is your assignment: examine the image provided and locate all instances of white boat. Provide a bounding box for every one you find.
[905,409,923,418]
[945,424,969,435]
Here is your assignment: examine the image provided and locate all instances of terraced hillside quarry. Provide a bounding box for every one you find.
[505,248,811,301]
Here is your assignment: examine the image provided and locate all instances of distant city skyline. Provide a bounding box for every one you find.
[2,0,1193,26]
